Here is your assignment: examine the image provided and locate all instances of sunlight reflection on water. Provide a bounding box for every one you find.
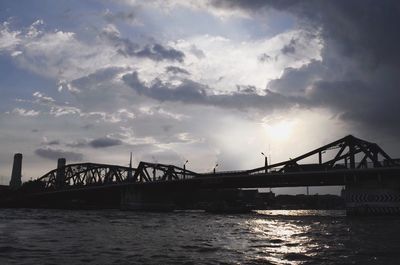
[246,215,313,264]
[256,209,346,217]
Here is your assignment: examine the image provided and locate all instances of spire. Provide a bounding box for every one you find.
[128,152,133,180]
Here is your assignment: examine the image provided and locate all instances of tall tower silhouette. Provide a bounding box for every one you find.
[9,153,22,189]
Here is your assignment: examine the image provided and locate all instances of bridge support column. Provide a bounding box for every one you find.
[120,186,176,211]
[342,184,400,216]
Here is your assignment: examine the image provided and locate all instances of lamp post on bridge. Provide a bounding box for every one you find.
[183,160,189,179]
[261,152,268,174]
[213,163,218,174]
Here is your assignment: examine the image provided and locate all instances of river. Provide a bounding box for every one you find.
[0,209,399,264]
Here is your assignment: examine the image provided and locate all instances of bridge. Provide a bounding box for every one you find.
[3,135,400,215]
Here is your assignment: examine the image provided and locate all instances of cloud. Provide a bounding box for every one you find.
[66,137,124,149]
[69,66,125,93]
[41,138,61,146]
[123,71,208,103]
[123,71,302,110]
[258,53,272,63]
[103,10,141,25]
[0,22,21,51]
[89,137,123,148]
[135,43,185,62]
[11,108,40,117]
[211,0,400,137]
[165,66,190,75]
[101,25,185,62]
[66,139,89,148]
[35,147,83,161]
[189,44,205,59]
[267,60,323,96]
[280,38,296,55]
[47,140,60,145]
[32,91,55,104]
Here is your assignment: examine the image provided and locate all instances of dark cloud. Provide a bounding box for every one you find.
[267,60,323,96]
[89,137,122,148]
[308,79,400,134]
[101,27,185,62]
[212,0,400,137]
[66,137,123,149]
[165,66,190,75]
[126,72,207,103]
[135,44,185,63]
[123,71,302,110]
[280,38,296,55]
[35,147,83,161]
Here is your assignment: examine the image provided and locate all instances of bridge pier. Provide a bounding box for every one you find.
[120,186,176,211]
[342,180,400,216]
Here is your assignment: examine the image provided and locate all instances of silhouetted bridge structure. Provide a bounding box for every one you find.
[3,135,400,214]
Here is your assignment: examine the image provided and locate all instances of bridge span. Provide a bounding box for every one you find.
[2,135,400,215]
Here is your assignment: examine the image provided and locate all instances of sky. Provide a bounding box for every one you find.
[0,0,399,194]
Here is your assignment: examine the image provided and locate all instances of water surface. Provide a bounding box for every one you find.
[0,209,399,264]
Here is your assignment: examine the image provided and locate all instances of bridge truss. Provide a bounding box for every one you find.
[30,135,399,190]
[35,161,199,190]
[246,135,399,175]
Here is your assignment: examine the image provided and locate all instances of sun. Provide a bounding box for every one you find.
[264,120,294,141]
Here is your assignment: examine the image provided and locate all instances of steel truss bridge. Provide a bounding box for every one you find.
[29,135,400,192]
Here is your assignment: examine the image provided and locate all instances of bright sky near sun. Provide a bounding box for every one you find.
[1,1,399,194]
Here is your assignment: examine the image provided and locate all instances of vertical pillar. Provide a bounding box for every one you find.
[56,158,66,188]
[372,151,379,167]
[349,144,355,169]
[9,153,22,189]
[264,156,268,174]
[318,151,322,164]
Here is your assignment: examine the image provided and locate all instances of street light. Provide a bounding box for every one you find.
[213,163,219,174]
[261,152,268,173]
[318,150,326,164]
[183,160,189,179]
